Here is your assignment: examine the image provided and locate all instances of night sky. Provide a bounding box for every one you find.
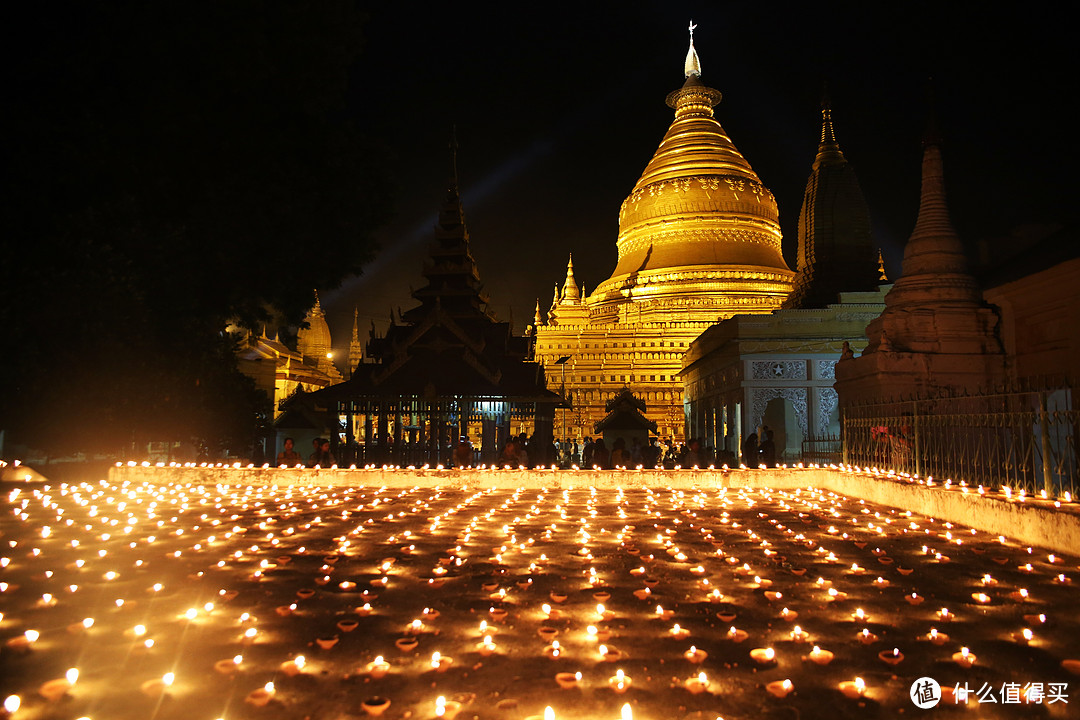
[8,3,1073,360]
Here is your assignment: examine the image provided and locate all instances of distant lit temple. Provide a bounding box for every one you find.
[532,30,794,441]
[315,156,561,466]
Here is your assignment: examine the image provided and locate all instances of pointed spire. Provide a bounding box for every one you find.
[312,289,322,312]
[448,125,460,195]
[900,139,970,278]
[534,299,544,326]
[814,88,846,168]
[550,283,560,313]
[559,253,581,305]
[877,249,889,282]
[351,307,359,341]
[438,126,468,232]
[684,20,701,78]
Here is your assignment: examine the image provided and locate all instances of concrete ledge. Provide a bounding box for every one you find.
[85,465,1080,555]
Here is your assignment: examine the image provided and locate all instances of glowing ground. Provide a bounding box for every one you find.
[1,480,1078,720]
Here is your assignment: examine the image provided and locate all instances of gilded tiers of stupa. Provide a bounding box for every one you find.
[533,27,793,441]
[590,29,794,322]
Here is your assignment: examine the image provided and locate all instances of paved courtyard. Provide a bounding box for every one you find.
[1,477,1077,719]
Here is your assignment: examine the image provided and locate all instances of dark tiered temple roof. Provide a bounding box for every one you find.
[318,161,559,404]
[594,388,658,434]
[784,97,879,309]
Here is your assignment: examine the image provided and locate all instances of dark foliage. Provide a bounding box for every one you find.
[1,1,390,456]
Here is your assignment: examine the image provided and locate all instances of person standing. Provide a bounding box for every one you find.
[742,433,759,468]
[277,437,301,466]
[759,430,776,468]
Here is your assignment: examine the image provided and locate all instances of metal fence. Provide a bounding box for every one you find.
[839,383,1078,498]
[801,435,842,466]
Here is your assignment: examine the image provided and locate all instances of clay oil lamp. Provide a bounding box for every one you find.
[599,644,623,662]
[685,671,710,695]
[585,625,610,642]
[654,604,674,620]
[766,679,794,698]
[684,645,708,663]
[477,635,497,656]
[632,587,651,600]
[1010,587,1030,601]
[668,623,690,639]
[555,671,582,689]
[727,626,749,643]
[140,672,175,698]
[245,682,275,707]
[490,606,508,622]
[538,626,559,643]
[851,608,870,622]
[214,655,243,675]
[936,607,953,622]
[971,592,991,604]
[1023,612,1047,625]
[608,669,632,694]
[952,647,976,667]
[430,651,453,672]
[395,636,418,652]
[39,668,78,701]
[337,618,359,633]
[878,647,904,666]
[356,603,374,616]
[280,655,306,676]
[905,593,924,605]
[807,646,834,665]
[366,655,391,679]
[434,696,463,719]
[316,635,339,649]
[1061,659,1080,676]
[789,625,810,643]
[550,591,567,603]
[779,607,798,622]
[925,628,949,645]
[838,677,866,699]
[1015,628,1035,644]
[544,640,563,659]
[856,628,877,645]
[361,696,391,716]
[750,647,776,665]
[716,609,737,623]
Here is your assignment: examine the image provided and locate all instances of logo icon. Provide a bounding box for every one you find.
[911,677,942,709]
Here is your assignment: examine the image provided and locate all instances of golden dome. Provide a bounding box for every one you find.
[591,32,793,318]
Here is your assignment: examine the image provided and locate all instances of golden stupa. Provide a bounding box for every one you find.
[589,27,794,322]
[533,25,793,441]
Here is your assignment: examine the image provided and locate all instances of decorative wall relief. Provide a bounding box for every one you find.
[751,360,807,380]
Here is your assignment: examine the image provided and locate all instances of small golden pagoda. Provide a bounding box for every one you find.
[534,25,794,441]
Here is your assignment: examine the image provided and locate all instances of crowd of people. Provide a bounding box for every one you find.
[274,427,783,470]
[275,436,336,467]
